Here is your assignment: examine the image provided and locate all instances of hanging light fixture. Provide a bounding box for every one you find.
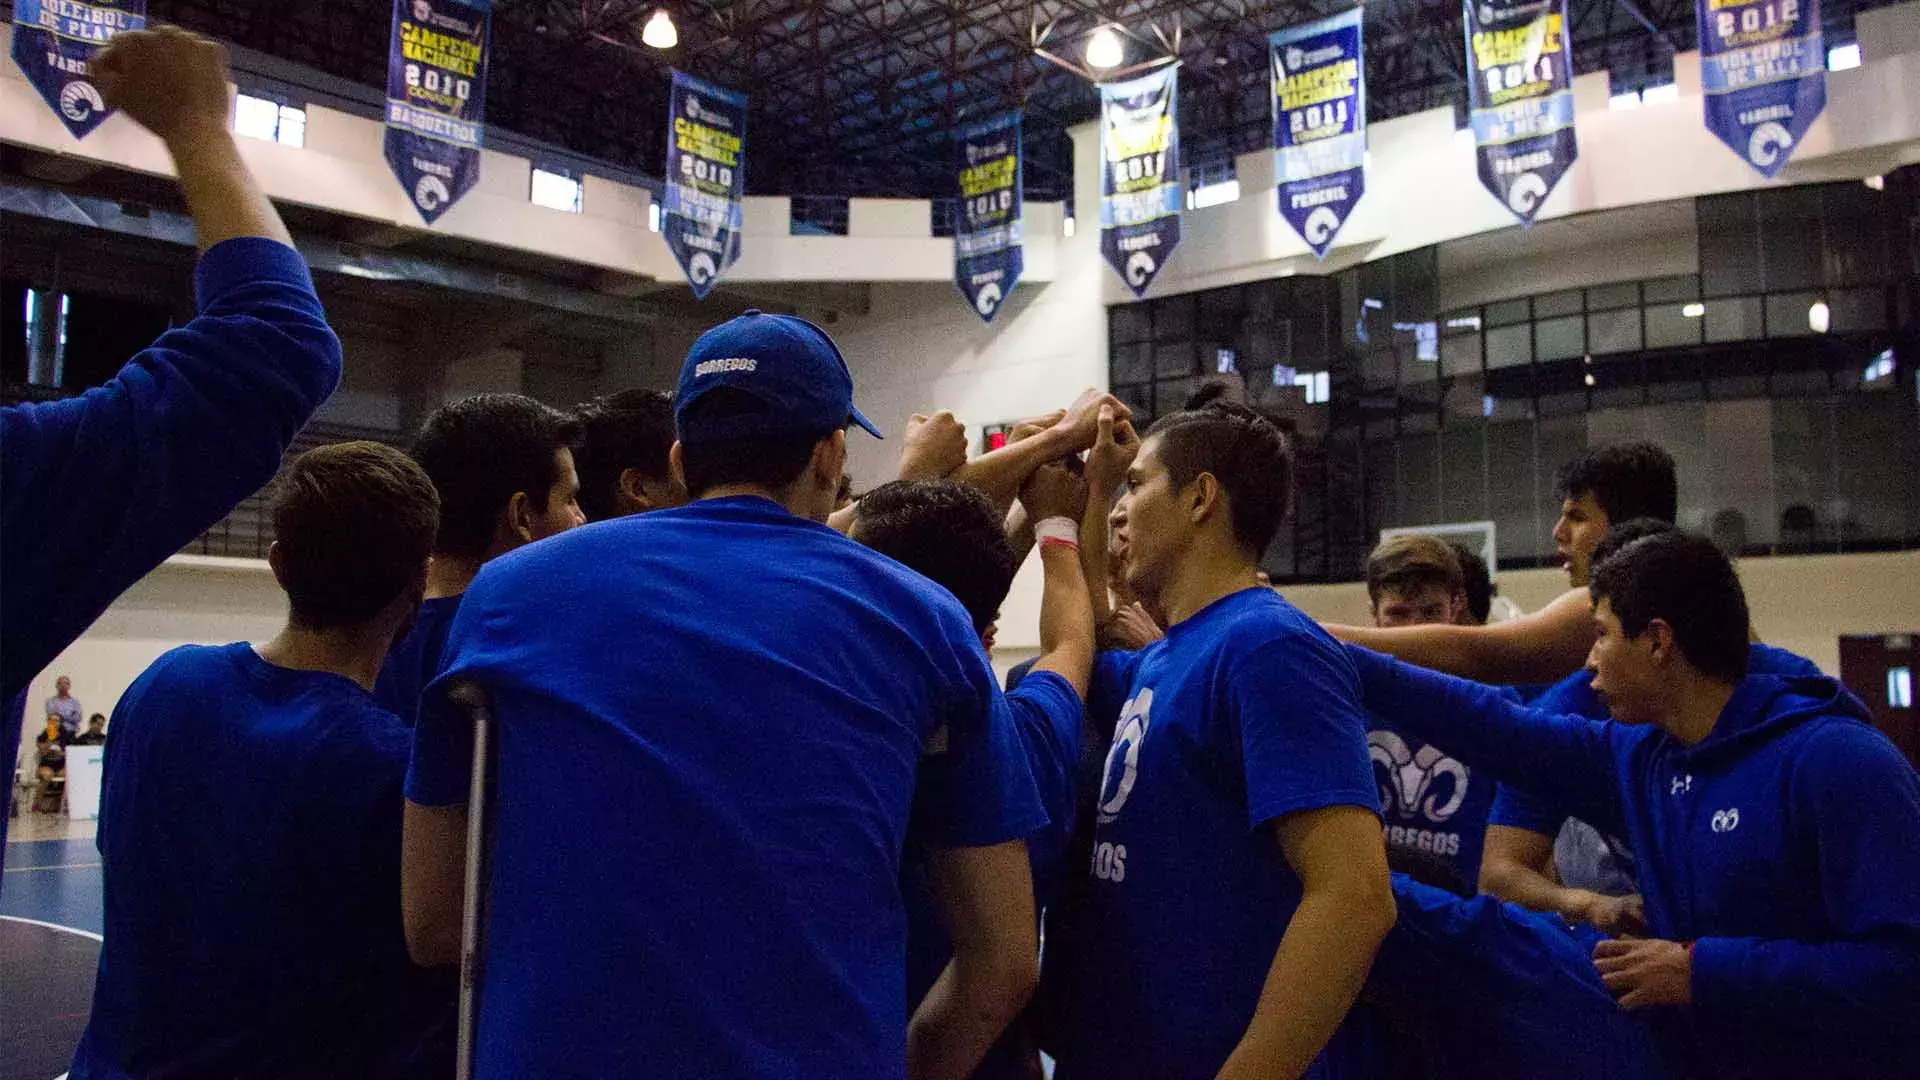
[1084,25,1124,69]
[642,9,678,50]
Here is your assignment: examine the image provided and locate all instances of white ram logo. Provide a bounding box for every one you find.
[1369,730,1469,823]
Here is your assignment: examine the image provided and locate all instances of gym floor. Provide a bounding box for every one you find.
[3,818,103,1080]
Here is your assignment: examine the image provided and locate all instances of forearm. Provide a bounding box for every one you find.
[1216,886,1395,1080]
[1005,503,1035,566]
[1479,851,1606,925]
[400,801,468,967]
[906,952,1037,1080]
[166,124,294,251]
[1033,543,1094,697]
[952,427,1075,516]
[1325,589,1595,687]
[1080,471,1117,629]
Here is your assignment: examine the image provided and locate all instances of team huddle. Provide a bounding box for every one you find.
[19,26,1920,1080]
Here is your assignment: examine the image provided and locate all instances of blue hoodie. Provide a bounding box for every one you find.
[1345,647,1920,1080]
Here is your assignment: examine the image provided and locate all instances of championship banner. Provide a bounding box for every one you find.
[1697,0,1825,178]
[1270,10,1366,260]
[954,112,1024,323]
[10,0,145,140]
[1464,0,1577,226]
[664,70,747,299]
[1099,66,1181,298]
[385,0,490,224]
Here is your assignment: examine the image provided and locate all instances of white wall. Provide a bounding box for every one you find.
[16,558,286,773]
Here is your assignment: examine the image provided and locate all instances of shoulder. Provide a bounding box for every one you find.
[1220,594,1352,675]
[1788,717,1915,784]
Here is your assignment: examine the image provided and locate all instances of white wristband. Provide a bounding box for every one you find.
[1034,516,1080,546]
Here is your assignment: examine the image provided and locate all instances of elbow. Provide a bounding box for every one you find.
[1330,873,1398,950]
[956,942,1040,1023]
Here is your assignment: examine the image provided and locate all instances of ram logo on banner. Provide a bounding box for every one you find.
[1100,66,1181,298]
[385,0,490,224]
[10,0,145,140]
[1698,0,1825,177]
[955,113,1024,322]
[1464,0,1577,226]
[1271,9,1366,259]
[665,70,747,299]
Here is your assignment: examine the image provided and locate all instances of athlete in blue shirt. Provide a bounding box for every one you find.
[71,443,446,1079]
[373,394,585,727]
[1048,402,1395,1080]
[0,28,342,850]
[1348,530,1920,1080]
[401,312,1048,1080]
[572,388,688,521]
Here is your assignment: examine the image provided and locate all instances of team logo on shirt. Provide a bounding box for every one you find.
[1097,688,1153,823]
[1671,773,1694,796]
[1368,730,1469,823]
[1710,808,1741,834]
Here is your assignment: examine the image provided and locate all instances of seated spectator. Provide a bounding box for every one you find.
[0,27,342,851]
[72,714,109,746]
[70,443,449,1080]
[34,717,68,812]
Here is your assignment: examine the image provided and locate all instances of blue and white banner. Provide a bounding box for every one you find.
[1464,0,1577,226]
[10,0,145,140]
[1697,0,1825,177]
[385,0,490,224]
[665,70,747,299]
[1271,10,1366,259]
[1100,66,1181,298]
[954,112,1023,323]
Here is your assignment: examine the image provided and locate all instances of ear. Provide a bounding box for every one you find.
[266,541,290,593]
[814,430,848,489]
[505,490,537,545]
[617,467,655,512]
[669,441,687,490]
[1644,617,1680,665]
[1186,471,1222,526]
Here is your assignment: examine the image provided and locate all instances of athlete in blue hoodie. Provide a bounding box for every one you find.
[1347,530,1920,1080]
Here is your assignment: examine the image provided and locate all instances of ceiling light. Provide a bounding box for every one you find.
[1808,301,1830,334]
[1085,26,1124,70]
[1864,174,1886,191]
[1682,302,1706,318]
[642,9,678,49]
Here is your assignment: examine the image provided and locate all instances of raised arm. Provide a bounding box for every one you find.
[1325,587,1597,686]
[1,28,340,704]
[1080,404,1138,632]
[1017,462,1094,699]
[951,393,1129,517]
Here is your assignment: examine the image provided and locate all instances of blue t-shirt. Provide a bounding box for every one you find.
[1488,642,1826,892]
[374,594,462,728]
[71,644,451,1080]
[1052,588,1378,1080]
[1368,714,1495,894]
[905,668,1084,1079]
[409,496,1047,1080]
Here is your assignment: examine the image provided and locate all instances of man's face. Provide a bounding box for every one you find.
[1372,583,1457,628]
[1553,493,1609,587]
[529,449,587,541]
[1110,436,1186,602]
[55,677,70,696]
[1586,598,1662,727]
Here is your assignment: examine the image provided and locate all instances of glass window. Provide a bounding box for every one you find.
[1586,282,1640,310]
[1535,316,1586,362]
[1113,343,1152,383]
[1155,342,1195,378]
[1699,193,1762,297]
[1485,298,1531,327]
[1647,352,1704,403]
[1153,297,1194,339]
[1821,183,1891,286]
[1646,303,1704,349]
[1705,296,1764,343]
[1113,383,1152,420]
[1827,288,1887,333]
[1533,289,1584,319]
[1642,275,1700,304]
[1440,427,1488,523]
[1111,306,1151,343]
[1587,308,1643,354]
[531,168,584,213]
[1765,292,1823,338]
[1756,187,1823,291]
[1441,329,1483,376]
[1485,324,1533,369]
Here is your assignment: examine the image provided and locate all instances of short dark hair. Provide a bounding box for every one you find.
[1448,542,1495,625]
[677,388,834,498]
[411,394,582,558]
[1554,442,1678,526]
[573,389,676,522]
[1366,535,1463,607]
[853,480,1015,635]
[1144,402,1293,557]
[88,713,106,725]
[1589,530,1750,683]
[1593,517,1678,567]
[272,442,439,630]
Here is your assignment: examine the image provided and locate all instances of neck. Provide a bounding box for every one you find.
[1662,676,1739,747]
[697,484,821,522]
[425,553,482,600]
[254,621,399,692]
[1154,548,1262,629]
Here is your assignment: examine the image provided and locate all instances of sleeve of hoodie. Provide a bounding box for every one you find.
[1343,644,1628,831]
[1689,722,1920,1041]
[0,238,342,703]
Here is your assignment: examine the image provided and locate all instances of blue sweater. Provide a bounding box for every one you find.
[1,238,340,848]
[1345,646,1920,1080]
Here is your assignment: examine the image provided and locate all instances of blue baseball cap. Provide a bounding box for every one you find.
[674,310,883,443]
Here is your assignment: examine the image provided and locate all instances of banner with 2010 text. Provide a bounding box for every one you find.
[665,70,747,299]
[385,0,491,224]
